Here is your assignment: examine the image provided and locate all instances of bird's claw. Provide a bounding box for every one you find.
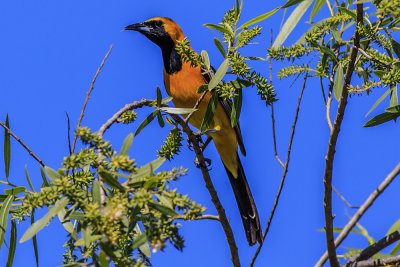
[194,156,212,170]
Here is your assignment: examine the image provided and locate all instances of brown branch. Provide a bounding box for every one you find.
[250,73,308,267]
[0,121,45,167]
[315,162,400,267]
[333,185,359,209]
[174,214,220,221]
[344,230,400,266]
[322,4,363,267]
[344,254,400,267]
[71,45,113,153]
[355,47,392,70]
[326,69,335,132]
[184,90,208,124]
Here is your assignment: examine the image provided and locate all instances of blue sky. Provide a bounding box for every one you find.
[0,0,400,266]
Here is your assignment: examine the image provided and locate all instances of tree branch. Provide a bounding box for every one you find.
[344,254,400,267]
[72,45,113,153]
[0,121,45,167]
[322,4,363,267]
[344,230,400,266]
[174,214,220,221]
[333,185,359,209]
[316,161,400,266]
[355,47,392,70]
[250,73,308,267]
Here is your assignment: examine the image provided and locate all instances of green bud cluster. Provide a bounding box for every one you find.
[157,127,183,160]
[118,110,137,124]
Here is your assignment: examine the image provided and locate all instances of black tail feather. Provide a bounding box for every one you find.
[224,154,262,246]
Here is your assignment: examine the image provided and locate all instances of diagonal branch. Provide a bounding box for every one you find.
[250,73,308,267]
[344,254,400,267]
[315,161,400,266]
[0,121,45,167]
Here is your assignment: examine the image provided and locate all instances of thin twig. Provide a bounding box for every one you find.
[71,45,113,153]
[250,73,308,267]
[344,229,400,266]
[356,47,392,70]
[174,214,220,221]
[326,69,335,132]
[184,91,208,124]
[66,112,72,155]
[333,185,359,209]
[315,162,400,267]
[322,4,363,267]
[0,121,45,167]
[344,254,400,267]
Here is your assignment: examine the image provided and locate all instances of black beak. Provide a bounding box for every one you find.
[124,23,151,33]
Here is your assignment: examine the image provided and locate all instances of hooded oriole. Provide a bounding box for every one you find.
[125,17,262,245]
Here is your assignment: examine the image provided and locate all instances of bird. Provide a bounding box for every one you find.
[124,17,262,246]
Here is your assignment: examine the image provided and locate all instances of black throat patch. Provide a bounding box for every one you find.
[161,44,182,75]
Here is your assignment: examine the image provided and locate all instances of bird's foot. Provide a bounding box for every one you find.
[194,156,212,170]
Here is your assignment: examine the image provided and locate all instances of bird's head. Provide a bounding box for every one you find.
[124,17,185,49]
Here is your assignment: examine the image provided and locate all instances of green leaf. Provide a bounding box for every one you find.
[134,110,158,137]
[148,202,178,217]
[214,38,226,57]
[208,59,229,90]
[282,0,305,8]
[230,79,252,88]
[391,241,400,255]
[161,96,173,104]
[239,7,280,29]
[131,232,148,251]
[386,105,400,113]
[197,84,209,93]
[98,170,125,192]
[334,63,344,102]
[231,87,242,127]
[40,165,49,187]
[0,195,9,202]
[356,222,375,245]
[31,210,39,267]
[57,208,76,239]
[337,6,357,20]
[366,87,392,116]
[6,220,16,267]
[390,84,398,107]
[99,250,109,267]
[157,111,165,128]
[204,24,231,35]
[363,111,400,127]
[4,114,10,179]
[200,91,219,132]
[201,50,210,70]
[386,219,400,236]
[156,87,162,107]
[130,157,166,180]
[0,195,14,251]
[273,0,313,48]
[25,165,35,192]
[133,224,151,257]
[374,70,386,78]
[4,186,26,195]
[310,0,325,21]
[69,211,85,220]
[391,39,400,59]
[313,42,338,63]
[45,166,61,181]
[331,29,342,43]
[160,107,197,115]
[92,180,101,205]
[120,133,133,156]
[20,197,69,243]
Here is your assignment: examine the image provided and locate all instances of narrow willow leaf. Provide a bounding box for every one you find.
[214,38,226,57]
[6,220,16,267]
[386,219,400,236]
[45,166,61,181]
[231,87,243,127]
[133,224,151,257]
[203,24,231,35]
[120,133,133,156]
[98,171,125,191]
[201,50,210,70]
[391,241,400,255]
[99,250,109,267]
[366,87,392,116]
[156,87,162,107]
[4,186,26,196]
[157,111,165,128]
[69,211,85,220]
[197,84,208,93]
[235,0,240,18]
[0,195,14,251]
[374,70,386,78]
[208,59,229,90]
[93,180,101,205]
[134,110,158,137]
[130,157,166,179]
[57,208,76,239]
[310,0,325,20]
[314,43,338,63]
[334,63,344,102]
[386,105,400,113]
[337,6,357,20]
[230,79,252,88]
[160,107,197,115]
[331,29,342,43]
[391,39,400,58]
[131,232,148,251]
[149,202,178,217]
[40,165,49,187]
[390,84,398,107]
[282,0,305,8]
[32,210,39,267]
[239,7,280,29]
[161,96,173,104]
[4,114,10,179]
[363,112,400,127]
[20,197,69,243]
[273,0,312,48]
[0,195,8,202]
[201,91,219,132]
[25,165,35,192]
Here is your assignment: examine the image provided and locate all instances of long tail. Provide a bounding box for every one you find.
[223,154,262,246]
